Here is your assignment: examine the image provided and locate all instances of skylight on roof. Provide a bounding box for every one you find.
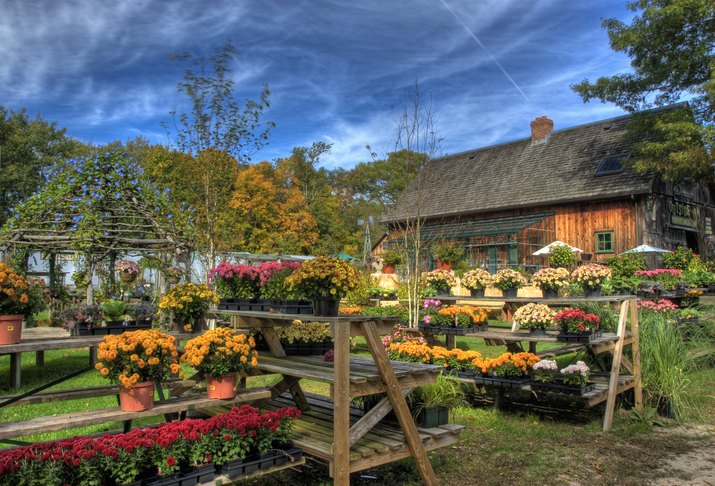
[595,154,628,176]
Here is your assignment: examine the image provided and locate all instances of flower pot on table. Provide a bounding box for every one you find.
[582,285,602,298]
[206,372,237,399]
[119,380,155,411]
[313,296,339,317]
[0,315,24,345]
[469,288,485,298]
[541,288,559,299]
[415,406,450,428]
[501,288,518,299]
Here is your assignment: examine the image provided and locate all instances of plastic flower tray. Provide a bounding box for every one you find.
[555,330,603,343]
[530,380,595,396]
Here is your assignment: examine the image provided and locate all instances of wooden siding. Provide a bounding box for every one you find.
[554,201,637,263]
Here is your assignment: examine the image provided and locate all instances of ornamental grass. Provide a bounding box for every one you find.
[182,328,258,377]
[95,329,182,388]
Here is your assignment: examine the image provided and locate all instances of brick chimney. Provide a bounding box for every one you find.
[530,115,554,144]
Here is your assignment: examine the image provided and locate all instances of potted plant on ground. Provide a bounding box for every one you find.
[407,371,465,427]
[285,257,359,317]
[423,269,456,297]
[491,268,528,298]
[553,308,602,342]
[381,249,403,274]
[531,267,570,298]
[158,282,219,332]
[571,263,612,297]
[0,263,48,345]
[432,242,464,271]
[512,303,556,335]
[182,328,259,399]
[117,259,140,283]
[95,329,182,411]
[461,269,492,297]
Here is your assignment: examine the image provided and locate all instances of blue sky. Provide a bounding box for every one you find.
[0,0,635,169]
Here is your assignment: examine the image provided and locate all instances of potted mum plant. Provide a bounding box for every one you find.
[491,268,528,298]
[423,269,456,297]
[209,262,259,307]
[432,242,463,271]
[117,259,140,283]
[182,328,259,399]
[481,352,540,387]
[381,249,403,274]
[553,308,602,342]
[285,257,359,317]
[158,282,219,332]
[571,263,612,297]
[530,359,594,395]
[512,303,556,335]
[256,261,311,313]
[95,329,182,411]
[0,263,48,345]
[461,269,492,297]
[531,267,570,298]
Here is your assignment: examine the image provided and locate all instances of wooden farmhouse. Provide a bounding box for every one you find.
[382,105,715,272]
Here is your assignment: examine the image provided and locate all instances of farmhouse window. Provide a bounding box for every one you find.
[595,231,614,253]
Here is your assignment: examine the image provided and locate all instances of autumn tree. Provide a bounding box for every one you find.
[231,161,318,253]
[571,0,714,182]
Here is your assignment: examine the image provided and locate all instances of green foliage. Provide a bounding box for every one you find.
[0,106,84,228]
[359,305,409,322]
[628,406,665,428]
[576,302,618,331]
[100,299,129,322]
[663,245,696,270]
[165,42,274,161]
[259,267,302,300]
[344,271,375,307]
[606,253,647,278]
[3,148,185,254]
[571,0,715,183]
[382,249,403,266]
[408,372,465,412]
[549,245,577,268]
[432,242,464,265]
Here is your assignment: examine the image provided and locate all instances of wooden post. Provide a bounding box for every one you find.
[445,333,456,349]
[361,321,437,486]
[629,298,644,412]
[332,319,352,485]
[603,299,629,432]
[35,351,45,367]
[10,353,21,389]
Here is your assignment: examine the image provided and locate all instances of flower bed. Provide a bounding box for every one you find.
[0,405,300,485]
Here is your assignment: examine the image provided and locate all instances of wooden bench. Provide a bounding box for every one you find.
[0,387,272,441]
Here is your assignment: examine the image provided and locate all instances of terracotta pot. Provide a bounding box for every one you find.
[0,315,23,345]
[206,372,237,399]
[437,260,452,271]
[119,380,155,411]
[382,264,395,274]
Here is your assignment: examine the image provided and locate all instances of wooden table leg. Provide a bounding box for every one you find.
[89,347,97,366]
[603,299,629,432]
[333,319,351,485]
[629,298,644,412]
[35,350,45,367]
[261,326,310,411]
[361,321,437,486]
[9,353,21,389]
[445,333,456,349]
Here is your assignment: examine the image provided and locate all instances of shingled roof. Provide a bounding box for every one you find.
[385,109,662,223]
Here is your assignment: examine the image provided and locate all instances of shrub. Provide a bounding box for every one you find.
[606,253,646,278]
[549,244,577,268]
[432,242,464,265]
[382,249,403,266]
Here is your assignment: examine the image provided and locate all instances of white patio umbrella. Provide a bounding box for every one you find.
[532,241,583,256]
[621,244,671,254]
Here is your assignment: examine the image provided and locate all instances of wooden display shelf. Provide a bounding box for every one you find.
[263,392,463,475]
[0,387,272,441]
[250,355,443,397]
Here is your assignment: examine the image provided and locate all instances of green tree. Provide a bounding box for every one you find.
[0,106,82,227]
[571,0,714,182]
[164,42,274,162]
